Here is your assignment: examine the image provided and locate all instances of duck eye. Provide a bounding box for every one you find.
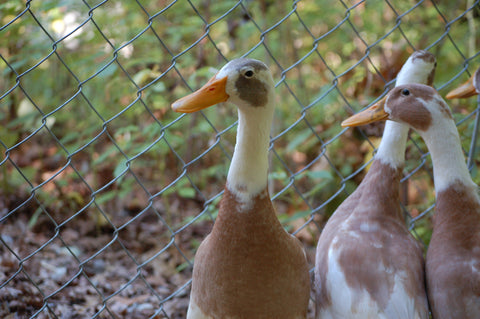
[244,70,254,78]
[401,89,410,96]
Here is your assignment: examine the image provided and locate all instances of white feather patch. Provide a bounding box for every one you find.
[186,299,212,319]
[225,181,258,212]
[319,244,427,319]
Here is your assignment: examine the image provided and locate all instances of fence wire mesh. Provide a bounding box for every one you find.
[1,0,480,318]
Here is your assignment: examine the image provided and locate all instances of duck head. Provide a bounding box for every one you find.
[341,83,450,132]
[172,58,275,113]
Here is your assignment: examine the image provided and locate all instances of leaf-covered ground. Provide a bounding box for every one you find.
[0,195,318,318]
[0,196,196,318]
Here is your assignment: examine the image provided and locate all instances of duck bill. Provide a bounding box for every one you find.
[446,75,477,99]
[341,96,389,127]
[171,75,229,113]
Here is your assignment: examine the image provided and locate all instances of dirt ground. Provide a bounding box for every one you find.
[0,194,318,318]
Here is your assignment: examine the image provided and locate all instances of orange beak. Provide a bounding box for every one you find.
[341,95,389,127]
[446,74,477,99]
[172,75,229,113]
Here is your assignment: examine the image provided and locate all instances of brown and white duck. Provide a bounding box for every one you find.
[315,51,435,319]
[342,83,480,318]
[172,58,310,319]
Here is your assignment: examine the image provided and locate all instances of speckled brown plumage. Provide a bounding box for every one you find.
[344,82,480,319]
[315,160,427,316]
[316,51,435,318]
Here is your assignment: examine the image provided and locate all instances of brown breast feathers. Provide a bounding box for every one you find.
[426,181,480,318]
[191,187,310,319]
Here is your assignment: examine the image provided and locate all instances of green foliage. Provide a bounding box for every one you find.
[1,1,479,249]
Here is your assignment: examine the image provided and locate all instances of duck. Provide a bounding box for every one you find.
[341,83,480,318]
[315,50,435,319]
[172,58,310,319]
[446,66,480,99]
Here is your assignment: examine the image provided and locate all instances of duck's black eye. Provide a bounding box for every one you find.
[244,70,254,78]
[401,89,410,96]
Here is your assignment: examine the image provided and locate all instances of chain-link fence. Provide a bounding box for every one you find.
[1,1,480,318]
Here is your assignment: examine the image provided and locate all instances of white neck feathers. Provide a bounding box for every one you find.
[226,105,274,207]
[395,61,432,87]
[375,51,435,168]
[375,120,409,168]
[422,117,476,193]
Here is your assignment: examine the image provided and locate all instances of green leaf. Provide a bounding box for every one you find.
[178,187,196,198]
[306,170,332,180]
[114,159,128,178]
[0,127,19,148]
[95,190,117,205]
[151,81,166,93]
[98,63,117,79]
[269,171,288,180]
[286,128,311,152]
[278,210,311,224]
[133,69,154,86]
[93,145,118,165]
[28,207,43,229]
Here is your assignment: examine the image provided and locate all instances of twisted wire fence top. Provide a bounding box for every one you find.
[1,1,479,318]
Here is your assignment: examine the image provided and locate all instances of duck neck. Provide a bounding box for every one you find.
[226,105,274,205]
[422,119,475,193]
[374,120,409,168]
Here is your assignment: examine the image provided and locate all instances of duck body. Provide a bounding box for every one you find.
[428,73,480,318]
[173,58,310,319]
[343,82,480,319]
[426,181,480,318]
[315,51,434,319]
[315,160,427,319]
[188,187,310,319]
